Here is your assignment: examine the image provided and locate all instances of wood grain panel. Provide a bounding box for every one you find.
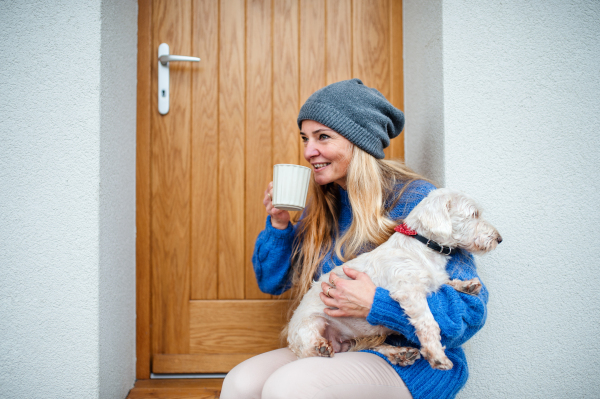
[390,0,404,161]
[299,0,325,168]
[272,0,300,299]
[273,0,300,167]
[127,379,223,399]
[133,380,224,389]
[245,0,273,300]
[353,0,391,157]
[136,0,152,379]
[219,0,246,299]
[151,0,192,354]
[128,388,219,399]
[191,0,219,300]
[153,353,257,373]
[352,0,390,96]
[326,0,352,84]
[189,300,290,353]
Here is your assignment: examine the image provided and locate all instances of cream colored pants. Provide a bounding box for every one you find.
[220,348,413,399]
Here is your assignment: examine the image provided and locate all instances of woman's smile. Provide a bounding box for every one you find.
[312,162,331,170]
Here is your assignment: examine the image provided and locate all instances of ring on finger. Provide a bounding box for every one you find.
[267,193,272,200]
[330,277,338,286]
[326,287,333,298]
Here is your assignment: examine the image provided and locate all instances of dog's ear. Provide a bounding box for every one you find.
[417,195,453,239]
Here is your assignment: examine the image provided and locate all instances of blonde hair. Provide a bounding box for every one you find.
[288,146,431,310]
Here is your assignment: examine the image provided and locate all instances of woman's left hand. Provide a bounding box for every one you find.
[320,265,376,318]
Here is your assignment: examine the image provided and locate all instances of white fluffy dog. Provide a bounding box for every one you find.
[286,188,502,370]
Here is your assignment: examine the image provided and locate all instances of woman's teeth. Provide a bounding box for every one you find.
[313,163,330,170]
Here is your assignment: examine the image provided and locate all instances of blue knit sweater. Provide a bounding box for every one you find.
[252,181,488,399]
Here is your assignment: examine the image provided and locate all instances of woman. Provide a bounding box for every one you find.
[220,79,488,399]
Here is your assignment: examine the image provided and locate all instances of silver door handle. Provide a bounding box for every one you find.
[159,54,201,65]
[158,43,201,115]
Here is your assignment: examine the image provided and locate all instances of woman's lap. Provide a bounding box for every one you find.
[220,348,412,399]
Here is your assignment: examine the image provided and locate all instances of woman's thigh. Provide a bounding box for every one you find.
[262,351,413,399]
[220,348,297,399]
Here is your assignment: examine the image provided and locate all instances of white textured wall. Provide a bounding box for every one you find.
[404,1,600,397]
[403,0,445,185]
[0,1,137,398]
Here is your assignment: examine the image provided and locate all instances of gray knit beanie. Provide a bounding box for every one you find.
[297,78,404,159]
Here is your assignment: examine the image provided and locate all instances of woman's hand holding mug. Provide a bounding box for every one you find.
[263,181,290,229]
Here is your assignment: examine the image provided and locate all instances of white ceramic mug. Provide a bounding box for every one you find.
[272,164,312,211]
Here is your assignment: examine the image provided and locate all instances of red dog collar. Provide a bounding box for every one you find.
[394,223,417,236]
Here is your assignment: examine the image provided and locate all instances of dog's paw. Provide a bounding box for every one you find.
[420,346,453,370]
[462,278,482,295]
[421,347,453,370]
[429,356,453,370]
[315,337,334,357]
[449,278,482,296]
[386,347,421,367]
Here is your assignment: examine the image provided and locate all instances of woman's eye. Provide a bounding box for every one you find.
[319,134,330,140]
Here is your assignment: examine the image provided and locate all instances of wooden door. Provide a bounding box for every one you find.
[136,0,405,378]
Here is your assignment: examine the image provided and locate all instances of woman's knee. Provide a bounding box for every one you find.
[220,360,265,399]
[261,367,304,399]
[261,358,324,399]
[220,349,297,399]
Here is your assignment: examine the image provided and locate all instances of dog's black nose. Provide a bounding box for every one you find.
[497,235,503,244]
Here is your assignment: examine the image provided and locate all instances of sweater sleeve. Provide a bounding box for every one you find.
[251,215,296,295]
[366,250,488,348]
[366,180,488,348]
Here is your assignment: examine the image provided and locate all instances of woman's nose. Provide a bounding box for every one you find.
[304,141,319,160]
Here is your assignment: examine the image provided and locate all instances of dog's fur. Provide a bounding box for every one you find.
[286,188,502,370]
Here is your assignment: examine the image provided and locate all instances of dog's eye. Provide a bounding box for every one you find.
[473,211,479,218]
